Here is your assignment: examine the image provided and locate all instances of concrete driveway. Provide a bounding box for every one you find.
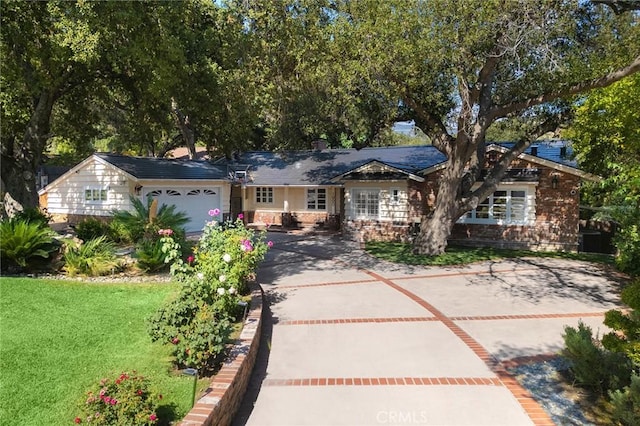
[234,232,626,426]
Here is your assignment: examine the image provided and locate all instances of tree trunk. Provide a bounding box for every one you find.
[413,165,464,256]
[171,98,196,159]
[1,91,56,215]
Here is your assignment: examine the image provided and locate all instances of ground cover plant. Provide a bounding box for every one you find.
[0,277,206,426]
[365,241,615,266]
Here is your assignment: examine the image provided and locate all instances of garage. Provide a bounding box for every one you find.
[143,187,221,232]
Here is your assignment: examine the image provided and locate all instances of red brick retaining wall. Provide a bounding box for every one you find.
[178,282,263,426]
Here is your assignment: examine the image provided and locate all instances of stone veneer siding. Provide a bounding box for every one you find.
[178,282,263,426]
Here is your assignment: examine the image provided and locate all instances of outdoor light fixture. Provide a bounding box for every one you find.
[183,368,198,408]
[551,174,559,189]
[134,185,143,196]
[238,300,249,320]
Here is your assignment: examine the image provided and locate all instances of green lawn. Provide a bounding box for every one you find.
[0,277,207,426]
[365,242,616,266]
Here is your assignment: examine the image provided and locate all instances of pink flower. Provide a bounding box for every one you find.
[137,389,143,396]
[241,239,253,252]
[150,413,158,422]
[187,255,194,264]
[74,417,82,424]
[103,396,111,404]
[208,208,221,217]
[158,229,174,236]
[110,399,117,405]
[171,337,179,345]
[267,241,274,248]
[237,213,244,220]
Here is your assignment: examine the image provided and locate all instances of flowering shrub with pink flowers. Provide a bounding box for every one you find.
[74,371,160,425]
[148,211,271,372]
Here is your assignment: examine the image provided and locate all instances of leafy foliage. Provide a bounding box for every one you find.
[566,73,640,275]
[13,207,52,229]
[603,279,640,366]
[0,219,58,272]
[147,286,233,373]
[75,217,112,242]
[135,239,169,273]
[75,372,161,425]
[562,321,632,394]
[63,236,120,277]
[148,212,270,372]
[111,196,188,244]
[609,373,640,426]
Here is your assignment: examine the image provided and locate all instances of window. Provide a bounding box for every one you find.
[307,188,326,210]
[352,189,379,219]
[85,188,107,202]
[390,188,400,204]
[461,187,530,225]
[255,187,273,203]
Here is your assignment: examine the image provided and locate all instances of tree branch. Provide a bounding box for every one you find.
[460,112,568,211]
[488,56,640,121]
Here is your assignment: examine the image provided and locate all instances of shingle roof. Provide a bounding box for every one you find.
[95,141,579,185]
[226,146,447,186]
[498,141,577,168]
[96,153,228,180]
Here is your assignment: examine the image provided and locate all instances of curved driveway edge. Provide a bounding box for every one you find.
[235,232,625,426]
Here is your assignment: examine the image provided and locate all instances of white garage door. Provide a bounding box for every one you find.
[143,187,221,232]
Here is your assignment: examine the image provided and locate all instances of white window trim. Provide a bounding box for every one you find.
[85,187,108,203]
[457,185,535,226]
[306,188,327,211]
[350,188,381,220]
[255,187,274,204]
[390,187,401,204]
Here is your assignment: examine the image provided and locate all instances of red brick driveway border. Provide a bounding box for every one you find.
[178,281,264,426]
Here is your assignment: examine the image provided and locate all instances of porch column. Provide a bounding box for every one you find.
[284,185,289,212]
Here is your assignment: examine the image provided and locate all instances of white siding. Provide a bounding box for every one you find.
[344,181,409,222]
[45,160,131,216]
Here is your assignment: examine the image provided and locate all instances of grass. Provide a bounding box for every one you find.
[0,277,210,426]
[365,242,616,266]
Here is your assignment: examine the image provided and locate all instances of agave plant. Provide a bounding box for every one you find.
[0,219,58,271]
[111,196,189,243]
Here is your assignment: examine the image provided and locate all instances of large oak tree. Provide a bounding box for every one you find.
[321,0,640,254]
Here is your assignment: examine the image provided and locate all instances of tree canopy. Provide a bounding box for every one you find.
[2,0,639,256]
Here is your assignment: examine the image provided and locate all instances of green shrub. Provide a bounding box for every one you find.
[75,371,161,425]
[610,373,640,426]
[75,218,111,242]
[13,207,52,229]
[603,279,640,366]
[147,278,233,372]
[63,236,121,277]
[187,215,269,293]
[148,212,270,372]
[0,219,58,272]
[107,220,131,244]
[562,321,632,394]
[135,239,168,273]
[111,196,188,243]
[615,218,640,276]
